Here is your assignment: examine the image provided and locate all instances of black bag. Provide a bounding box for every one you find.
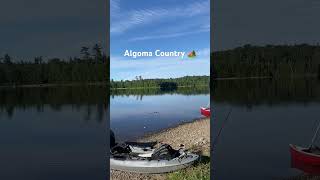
[151,144,180,160]
[111,143,131,155]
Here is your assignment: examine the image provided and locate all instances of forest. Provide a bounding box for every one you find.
[110,76,210,89]
[2,44,320,87]
[212,44,320,79]
[0,44,109,85]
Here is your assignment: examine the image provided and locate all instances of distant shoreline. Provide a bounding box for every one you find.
[213,74,318,80]
[213,76,272,80]
[1,74,318,88]
[110,84,209,90]
[0,82,108,88]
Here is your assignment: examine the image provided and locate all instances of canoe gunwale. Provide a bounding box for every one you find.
[290,144,320,158]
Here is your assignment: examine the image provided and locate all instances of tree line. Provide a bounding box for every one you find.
[4,43,320,86]
[110,76,210,89]
[212,44,320,79]
[0,44,109,85]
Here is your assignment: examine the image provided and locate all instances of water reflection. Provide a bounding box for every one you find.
[0,85,108,180]
[211,78,320,106]
[211,78,320,180]
[110,87,210,141]
[0,86,108,121]
[110,86,209,99]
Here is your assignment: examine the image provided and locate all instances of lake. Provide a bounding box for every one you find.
[212,78,320,180]
[110,87,210,141]
[0,86,108,180]
[3,78,319,179]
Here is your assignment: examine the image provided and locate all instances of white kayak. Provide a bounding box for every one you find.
[110,142,199,174]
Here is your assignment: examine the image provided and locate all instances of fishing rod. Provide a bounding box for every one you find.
[212,108,232,148]
[309,119,320,149]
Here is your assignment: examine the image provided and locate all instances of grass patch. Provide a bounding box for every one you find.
[167,155,210,180]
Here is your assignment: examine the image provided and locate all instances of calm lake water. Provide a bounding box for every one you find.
[3,79,320,179]
[0,86,107,180]
[110,88,210,141]
[212,78,320,180]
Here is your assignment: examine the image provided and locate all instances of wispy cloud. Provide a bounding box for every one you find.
[110,1,210,80]
[111,8,169,34]
[129,24,209,41]
[110,0,209,34]
[110,0,120,18]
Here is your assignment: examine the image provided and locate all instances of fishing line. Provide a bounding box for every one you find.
[309,119,320,148]
[212,108,232,148]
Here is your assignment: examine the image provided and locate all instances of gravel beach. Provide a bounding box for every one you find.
[111,117,210,180]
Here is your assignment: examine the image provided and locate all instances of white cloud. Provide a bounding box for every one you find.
[110,0,120,18]
[110,0,209,34]
[128,19,210,41]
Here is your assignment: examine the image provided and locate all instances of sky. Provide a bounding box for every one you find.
[110,0,210,81]
[0,0,106,60]
[213,0,320,51]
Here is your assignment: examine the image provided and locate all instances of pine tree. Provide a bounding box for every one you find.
[80,46,90,60]
[4,54,12,64]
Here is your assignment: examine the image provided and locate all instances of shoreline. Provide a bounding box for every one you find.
[111,117,210,180]
[213,74,319,81]
[0,82,108,88]
[213,76,272,80]
[110,85,209,90]
[1,75,318,88]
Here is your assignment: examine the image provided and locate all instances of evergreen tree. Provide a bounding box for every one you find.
[92,44,102,63]
[80,46,90,60]
[4,54,12,64]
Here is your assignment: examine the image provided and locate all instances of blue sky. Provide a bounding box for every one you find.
[0,0,106,60]
[214,0,320,51]
[111,0,210,81]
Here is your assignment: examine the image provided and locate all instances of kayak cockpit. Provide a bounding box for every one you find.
[111,143,181,161]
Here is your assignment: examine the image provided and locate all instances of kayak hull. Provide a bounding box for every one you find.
[110,153,199,174]
[200,107,210,117]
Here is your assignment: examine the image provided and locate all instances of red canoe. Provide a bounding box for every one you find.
[290,144,320,174]
[200,107,210,117]
[290,144,320,166]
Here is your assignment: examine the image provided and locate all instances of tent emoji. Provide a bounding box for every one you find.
[188,50,196,58]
